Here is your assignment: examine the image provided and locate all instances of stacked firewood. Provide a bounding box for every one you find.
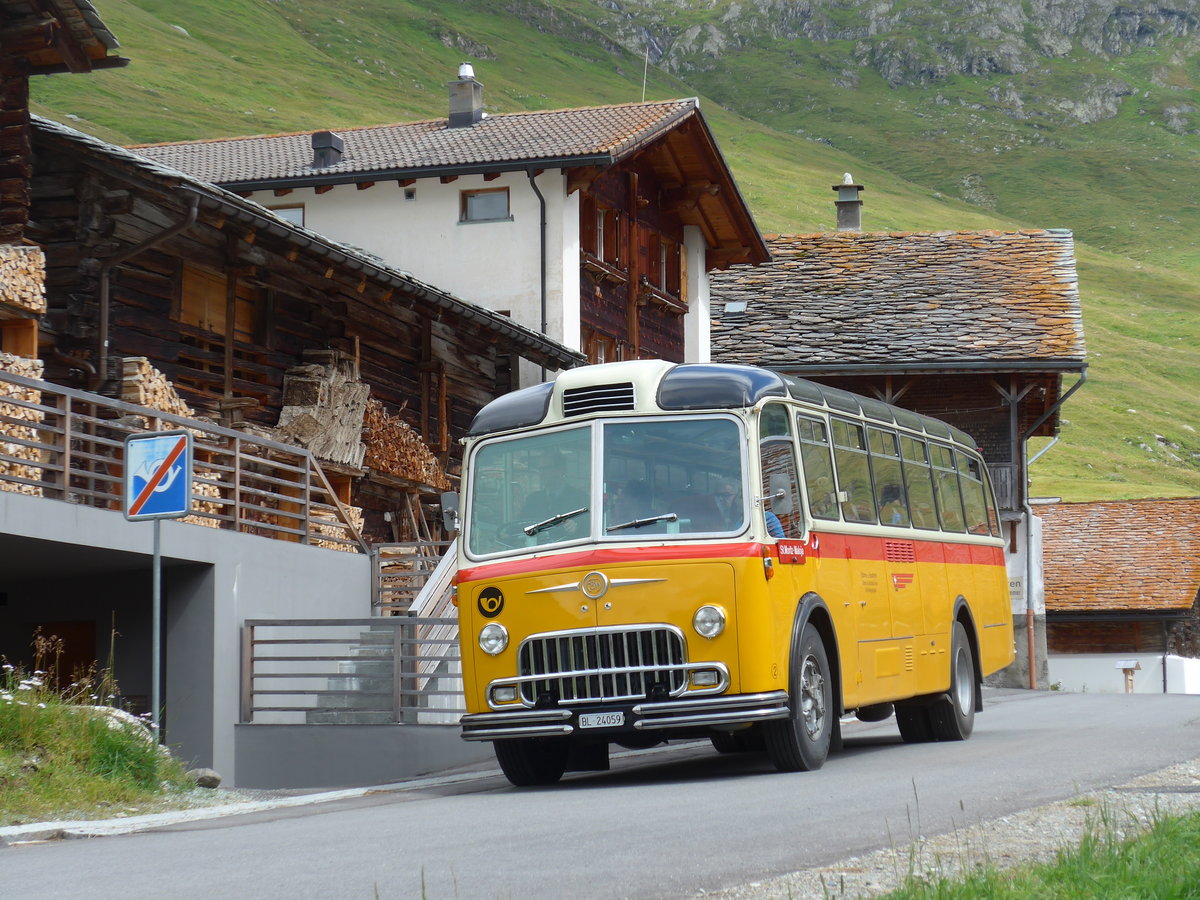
[0,245,46,314]
[362,397,451,490]
[0,353,45,496]
[119,357,195,418]
[311,505,366,552]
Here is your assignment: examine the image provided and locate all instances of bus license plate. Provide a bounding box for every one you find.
[579,711,624,729]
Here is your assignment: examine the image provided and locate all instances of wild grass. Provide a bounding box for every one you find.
[879,804,1200,900]
[0,632,192,827]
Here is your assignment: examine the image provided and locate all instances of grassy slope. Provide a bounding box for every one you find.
[28,0,1200,501]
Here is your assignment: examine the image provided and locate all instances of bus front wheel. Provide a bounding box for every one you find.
[928,621,976,741]
[493,737,569,786]
[764,623,833,772]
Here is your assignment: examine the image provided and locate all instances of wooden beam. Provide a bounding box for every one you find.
[397,179,416,187]
[273,188,293,197]
[356,181,375,191]
[483,172,501,182]
[315,185,334,195]
[439,175,458,185]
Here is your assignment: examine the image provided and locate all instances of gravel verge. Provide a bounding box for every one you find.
[698,757,1200,899]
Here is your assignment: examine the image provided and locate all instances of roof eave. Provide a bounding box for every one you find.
[219,153,616,194]
[762,359,1089,376]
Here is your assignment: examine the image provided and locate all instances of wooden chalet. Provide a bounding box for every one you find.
[15,115,582,542]
[1038,498,1200,660]
[709,209,1087,522]
[131,78,769,369]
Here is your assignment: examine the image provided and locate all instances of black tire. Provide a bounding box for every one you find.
[764,623,833,772]
[493,737,570,786]
[928,621,976,741]
[895,700,935,743]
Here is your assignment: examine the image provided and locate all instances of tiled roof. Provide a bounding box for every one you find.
[130,100,699,187]
[1039,498,1200,613]
[710,230,1086,370]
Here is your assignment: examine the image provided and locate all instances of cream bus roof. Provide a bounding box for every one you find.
[467,360,978,450]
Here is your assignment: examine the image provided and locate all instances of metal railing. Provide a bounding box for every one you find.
[240,616,463,725]
[0,368,366,552]
[373,540,454,613]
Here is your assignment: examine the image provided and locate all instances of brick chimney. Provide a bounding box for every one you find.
[448,62,483,128]
[311,131,344,168]
[832,173,864,232]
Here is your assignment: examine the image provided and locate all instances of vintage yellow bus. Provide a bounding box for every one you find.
[446,360,1014,785]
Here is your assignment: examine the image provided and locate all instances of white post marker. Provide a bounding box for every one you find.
[124,431,193,739]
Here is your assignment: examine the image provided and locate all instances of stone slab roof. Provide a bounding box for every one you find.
[1039,498,1200,613]
[710,230,1086,372]
[130,100,699,188]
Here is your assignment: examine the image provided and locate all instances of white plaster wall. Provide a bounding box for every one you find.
[682,225,710,363]
[1006,511,1045,617]
[1048,652,1200,695]
[254,169,570,345]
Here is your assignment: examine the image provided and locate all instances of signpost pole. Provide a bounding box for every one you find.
[152,518,162,740]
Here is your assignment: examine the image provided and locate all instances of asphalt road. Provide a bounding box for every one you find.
[3,689,1199,900]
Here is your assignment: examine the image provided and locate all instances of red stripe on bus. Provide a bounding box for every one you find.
[458,542,764,582]
[458,533,1003,583]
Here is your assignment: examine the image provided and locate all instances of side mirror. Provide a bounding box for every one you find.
[440,491,460,533]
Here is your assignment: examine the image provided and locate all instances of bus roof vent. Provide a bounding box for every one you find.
[562,382,636,416]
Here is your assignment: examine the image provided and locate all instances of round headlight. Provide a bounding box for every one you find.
[479,622,509,655]
[693,605,726,639]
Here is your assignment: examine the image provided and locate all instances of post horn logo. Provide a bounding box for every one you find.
[581,571,609,599]
[477,586,504,618]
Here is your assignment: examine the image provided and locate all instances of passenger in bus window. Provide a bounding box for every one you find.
[879,484,908,526]
[713,479,742,530]
[763,508,785,539]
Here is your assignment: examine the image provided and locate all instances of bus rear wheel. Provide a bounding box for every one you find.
[928,621,976,741]
[764,623,833,772]
[493,736,569,786]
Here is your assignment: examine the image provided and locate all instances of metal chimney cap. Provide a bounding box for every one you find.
[458,62,475,79]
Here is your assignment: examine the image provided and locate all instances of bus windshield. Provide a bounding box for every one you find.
[465,416,746,558]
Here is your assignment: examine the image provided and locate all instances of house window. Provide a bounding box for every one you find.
[269,206,304,227]
[460,188,510,223]
[179,264,262,344]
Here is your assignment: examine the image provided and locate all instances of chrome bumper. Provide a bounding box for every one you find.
[460,690,789,741]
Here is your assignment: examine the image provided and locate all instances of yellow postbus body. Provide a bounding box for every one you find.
[451,361,1014,785]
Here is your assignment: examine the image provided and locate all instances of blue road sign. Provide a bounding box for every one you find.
[124,431,192,521]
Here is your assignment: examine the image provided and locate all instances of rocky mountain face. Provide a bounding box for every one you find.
[587,0,1198,129]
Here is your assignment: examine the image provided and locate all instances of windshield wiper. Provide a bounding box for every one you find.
[524,506,589,537]
[606,512,678,533]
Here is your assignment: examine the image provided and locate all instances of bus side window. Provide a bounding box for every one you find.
[869,427,909,527]
[797,416,839,521]
[900,436,938,530]
[758,404,803,539]
[930,443,966,533]
[832,419,877,525]
[957,451,993,535]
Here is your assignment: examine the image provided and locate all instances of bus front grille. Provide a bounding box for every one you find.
[517,626,687,705]
[562,382,636,416]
